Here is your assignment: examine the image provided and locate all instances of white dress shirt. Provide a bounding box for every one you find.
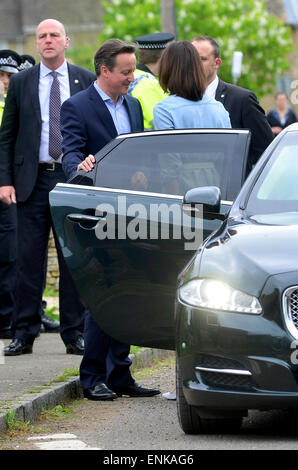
[39,60,70,163]
[205,75,219,100]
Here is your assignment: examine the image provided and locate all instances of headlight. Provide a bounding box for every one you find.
[179,279,262,314]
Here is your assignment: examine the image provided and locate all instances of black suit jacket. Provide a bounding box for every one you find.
[61,84,144,179]
[0,63,96,202]
[215,79,274,172]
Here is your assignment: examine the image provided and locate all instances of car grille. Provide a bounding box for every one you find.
[283,286,298,340]
[195,354,255,391]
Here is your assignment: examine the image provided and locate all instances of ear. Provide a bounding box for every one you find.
[215,57,222,70]
[100,65,110,79]
[65,36,70,50]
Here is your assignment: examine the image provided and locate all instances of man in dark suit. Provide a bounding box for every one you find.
[0,19,96,356]
[61,38,160,401]
[192,36,274,174]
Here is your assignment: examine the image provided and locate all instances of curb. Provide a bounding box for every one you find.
[0,348,174,435]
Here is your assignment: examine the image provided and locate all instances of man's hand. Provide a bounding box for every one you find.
[130,171,148,191]
[0,186,16,204]
[77,154,96,173]
[271,126,282,135]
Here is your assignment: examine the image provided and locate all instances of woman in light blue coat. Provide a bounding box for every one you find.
[154,40,231,130]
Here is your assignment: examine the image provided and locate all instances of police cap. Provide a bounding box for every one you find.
[0,49,21,74]
[19,54,36,71]
[134,33,175,49]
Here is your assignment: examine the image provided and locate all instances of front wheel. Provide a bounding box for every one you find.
[176,358,243,434]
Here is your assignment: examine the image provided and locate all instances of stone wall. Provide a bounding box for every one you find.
[46,231,59,292]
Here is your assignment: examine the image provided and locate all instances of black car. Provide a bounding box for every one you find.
[51,126,298,434]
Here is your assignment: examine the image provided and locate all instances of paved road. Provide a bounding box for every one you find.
[3,361,298,451]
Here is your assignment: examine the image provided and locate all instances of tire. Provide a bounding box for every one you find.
[176,358,243,435]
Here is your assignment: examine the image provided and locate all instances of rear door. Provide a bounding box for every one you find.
[50,130,250,349]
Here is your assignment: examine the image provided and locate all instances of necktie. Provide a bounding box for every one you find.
[48,71,62,160]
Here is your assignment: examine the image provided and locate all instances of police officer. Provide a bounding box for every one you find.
[0,49,21,123]
[129,33,174,129]
[0,50,21,338]
[18,54,36,71]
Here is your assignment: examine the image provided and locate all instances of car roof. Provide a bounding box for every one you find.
[283,122,298,132]
[115,129,250,139]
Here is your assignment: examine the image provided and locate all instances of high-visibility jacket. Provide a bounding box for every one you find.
[0,95,5,125]
[129,68,167,129]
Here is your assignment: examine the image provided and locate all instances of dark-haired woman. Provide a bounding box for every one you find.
[153,40,231,129]
[155,41,230,401]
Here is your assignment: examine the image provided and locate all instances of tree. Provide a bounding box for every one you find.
[96,0,292,97]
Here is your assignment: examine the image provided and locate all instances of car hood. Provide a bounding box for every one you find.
[190,222,298,297]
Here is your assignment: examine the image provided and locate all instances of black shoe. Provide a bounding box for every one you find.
[4,338,33,356]
[83,383,118,401]
[113,381,161,397]
[66,335,84,355]
[41,313,60,333]
[0,325,12,339]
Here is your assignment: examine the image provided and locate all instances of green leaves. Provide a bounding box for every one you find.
[97,0,293,98]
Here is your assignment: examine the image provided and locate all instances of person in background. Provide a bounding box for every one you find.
[18,54,36,71]
[0,50,21,123]
[16,52,60,334]
[0,19,95,355]
[192,35,274,175]
[267,92,297,137]
[0,49,21,339]
[154,40,231,130]
[129,32,174,129]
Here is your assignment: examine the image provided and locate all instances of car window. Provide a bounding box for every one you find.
[246,131,298,222]
[94,133,246,199]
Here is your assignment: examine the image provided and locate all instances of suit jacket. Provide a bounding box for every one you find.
[61,84,144,179]
[215,79,274,172]
[0,63,96,202]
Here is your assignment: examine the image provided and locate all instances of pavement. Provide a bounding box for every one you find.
[0,319,174,434]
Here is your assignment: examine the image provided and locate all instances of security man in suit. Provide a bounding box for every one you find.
[0,19,96,355]
[192,35,274,175]
[61,38,160,401]
[0,49,21,339]
[128,32,174,129]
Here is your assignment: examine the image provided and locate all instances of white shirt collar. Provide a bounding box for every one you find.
[205,75,219,99]
[40,60,68,78]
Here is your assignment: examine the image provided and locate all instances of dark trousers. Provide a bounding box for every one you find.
[0,202,17,327]
[80,310,134,391]
[12,165,86,345]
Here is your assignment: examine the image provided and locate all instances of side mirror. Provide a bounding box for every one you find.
[183,186,221,213]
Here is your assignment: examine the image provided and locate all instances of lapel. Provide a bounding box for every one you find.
[88,85,118,139]
[215,78,227,104]
[68,63,85,96]
[123,95,137,132]
[29,64,42,124]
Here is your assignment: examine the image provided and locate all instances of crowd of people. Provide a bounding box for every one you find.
[0,16,296,402]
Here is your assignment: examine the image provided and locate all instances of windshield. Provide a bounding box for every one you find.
[246,131,298,225]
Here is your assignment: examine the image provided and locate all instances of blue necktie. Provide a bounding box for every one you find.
[48,71,62,160]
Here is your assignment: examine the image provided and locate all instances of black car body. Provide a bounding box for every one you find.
[49,126,298,433]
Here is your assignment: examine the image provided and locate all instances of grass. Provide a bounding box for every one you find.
[40,404,74,421]
[43,286,59,297]
[44,306,59,321]
[52,367,79,383]
[6,410,45,436]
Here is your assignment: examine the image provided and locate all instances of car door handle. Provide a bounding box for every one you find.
[67,213,106,223]
[66,213,106,229]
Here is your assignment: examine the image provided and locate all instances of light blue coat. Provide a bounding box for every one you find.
[154,93,231,129]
